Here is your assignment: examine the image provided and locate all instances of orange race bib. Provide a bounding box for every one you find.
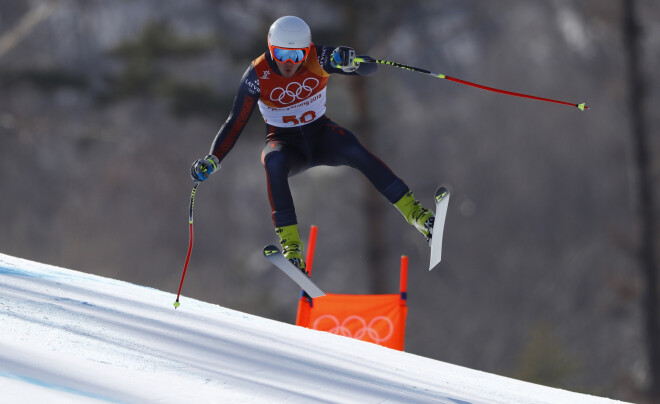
[252,45,330,127]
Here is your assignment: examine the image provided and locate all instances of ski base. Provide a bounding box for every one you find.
[263,245,325,298]
[429,187,450,271]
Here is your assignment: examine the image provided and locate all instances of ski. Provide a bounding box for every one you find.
[263,245,325,298]
[429,187,450,271]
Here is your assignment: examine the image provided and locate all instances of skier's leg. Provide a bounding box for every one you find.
[262,139,307,269]
[319,120,435,242]
[319,120,408,202]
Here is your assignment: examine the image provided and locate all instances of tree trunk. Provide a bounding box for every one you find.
[622,0,660,398]
[345,6,389,294]
[353,78,389,294]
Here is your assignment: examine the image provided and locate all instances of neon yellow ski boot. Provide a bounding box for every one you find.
[394,191,435,244]
[275,224,306,271]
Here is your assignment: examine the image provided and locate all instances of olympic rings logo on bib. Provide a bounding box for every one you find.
[312,314,394,344]
[270,78,319,105]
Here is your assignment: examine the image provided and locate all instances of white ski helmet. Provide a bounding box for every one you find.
[268,16,312,50]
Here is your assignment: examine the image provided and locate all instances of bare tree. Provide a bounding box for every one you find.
[329,1,391,293]
[622,0,660,399]
[0,2,58,59]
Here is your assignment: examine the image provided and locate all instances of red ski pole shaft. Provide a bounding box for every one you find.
[305,225,318,276]
[355,57,588,111]
[174,181,199,308]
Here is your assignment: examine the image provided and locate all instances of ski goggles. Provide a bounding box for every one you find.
[269,43,310,64]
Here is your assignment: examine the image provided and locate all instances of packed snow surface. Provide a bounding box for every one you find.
[0,253,629,403]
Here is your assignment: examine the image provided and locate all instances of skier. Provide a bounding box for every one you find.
[191,16,434,272]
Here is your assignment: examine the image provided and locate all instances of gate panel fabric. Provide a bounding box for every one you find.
[297,226,409,351]
[296,294,407,350]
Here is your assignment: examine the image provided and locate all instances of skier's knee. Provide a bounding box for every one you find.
[263,150,287,172]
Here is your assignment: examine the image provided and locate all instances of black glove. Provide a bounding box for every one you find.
[330,46,358,72]
[190,155,220,182]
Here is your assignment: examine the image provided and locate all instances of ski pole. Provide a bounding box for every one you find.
[174,181,199,308]
[355,56,588,111]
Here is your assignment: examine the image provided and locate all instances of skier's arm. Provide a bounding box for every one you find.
[191,66,259,182]
[209,66,259,161]
[318,45,377,76]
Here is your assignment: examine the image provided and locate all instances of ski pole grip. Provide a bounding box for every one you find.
[354,56,375,64]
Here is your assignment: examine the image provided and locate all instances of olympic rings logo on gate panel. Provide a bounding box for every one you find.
[312,314,395,344]
[270,78,319,105]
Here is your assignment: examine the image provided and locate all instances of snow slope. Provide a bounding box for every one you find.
[0,253,629,404]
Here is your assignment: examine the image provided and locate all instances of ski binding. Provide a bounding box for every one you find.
[263,245,325,298]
